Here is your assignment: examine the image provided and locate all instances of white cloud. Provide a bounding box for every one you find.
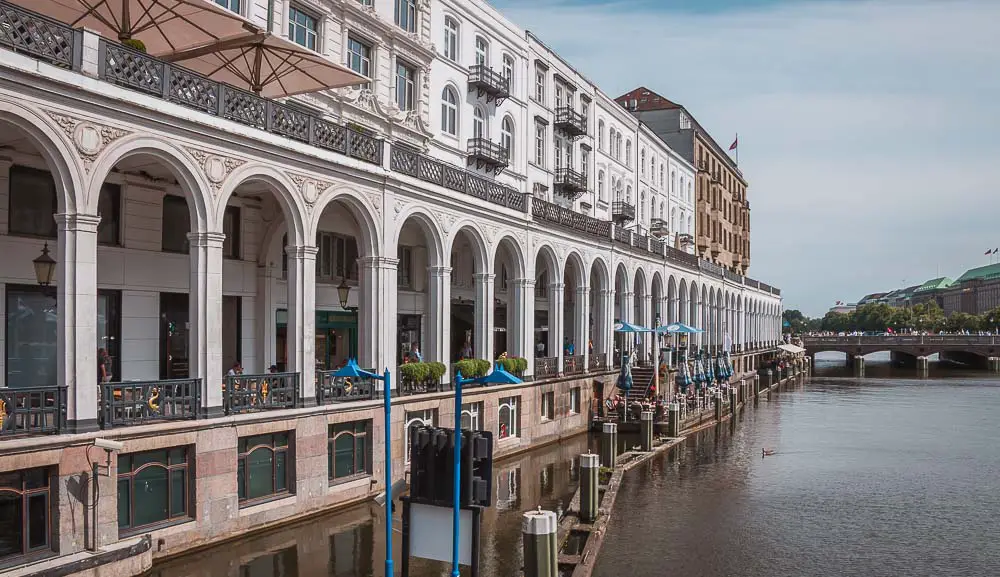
[496,0,1000,315]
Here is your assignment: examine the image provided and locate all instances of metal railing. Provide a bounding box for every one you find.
[699,259,725,278]
[0,385,66,437]
[467,137,509,165]
[96,39,383,165]
[0,1,80,69]
[535,357,558,379]
[531,197,611,238]
[648,236,665,255]
[100,379,199,429]
[614,226,631,245]
[612,201,636,222]
[665,244,700,268]
[724,269,743,283]
[390,144,524,211]
[224,372,300,414]
[745,278,761,289]
[563,355,583,375]
[467,64,510,98]
[554,106,587,136]
[633,233,650,252]
[316,369,379,404]
[589,352,608,370]
[802,335,998,346]
[553,168,587,199]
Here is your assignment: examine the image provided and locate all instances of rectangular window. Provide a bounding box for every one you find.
[498,396,520,439]
[6,285,57,388]
[570,387,581,414]
[534,123,545,166]
[316,232,359,281]
[541,391,554,420]
[161,194,190,253]
[398,245,413,289]
[328,420,371,482]
[346,36,372,84]
[395,61,415,111]
[237,432,293,505]
[581,149,589,180]
[117,448,190,534]
[214,0,240,12]
[461,401,484,430]
[405,409,437,463]
[288,5,318,51]
[223,205,240,259]
[97,182,121,246]
[0,468,51,563]
[534,70,545,103]
[8,166,56,238]
[555,85,563,108]
[394,0,416,33]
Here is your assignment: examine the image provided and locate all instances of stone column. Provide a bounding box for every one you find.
[642,293,653,363]
[285,244,318,405]
[512,278,535,375]
[473,272,495,362]
[189,232,226,416]
[549,282,565,373]
[359,256,398,373]
[600,288,614,366]
[576,285,590,370]
[255,264,276,373]
[620,290,633,360]
[56,213,101,432]
[427,266,452,365]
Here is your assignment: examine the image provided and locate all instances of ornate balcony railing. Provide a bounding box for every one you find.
[563,355,583,375]
[724,269,743,283]
[96,39,383,165]
[531,197,611,238]
[648,236,665,255]
[535,357,558,379]
[650,218,669,237]
[100,379,199,429]
[612,201,635,223]
[745,278,761,290]
[0,1,80,69]
[553,168,587,199]
[0,385,66,437]
[554,106,587,138]
[633,233,650,252]
[467,138,509,174]
[467,64,510,103]
[699,259,725,278]
[589,352,608,370]
[316,369,379,404]
[665,244,700,268]
[390,144,524,211]
[224,373,299,414]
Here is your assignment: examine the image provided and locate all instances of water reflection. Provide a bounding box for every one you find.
[152,434,589,577]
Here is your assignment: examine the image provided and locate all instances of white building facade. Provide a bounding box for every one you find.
[0,0,782,434]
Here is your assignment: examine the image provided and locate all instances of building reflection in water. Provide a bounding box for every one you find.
[153,434,589,577]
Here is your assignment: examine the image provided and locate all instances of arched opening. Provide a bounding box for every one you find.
[493,236,525,361]
[533,245,560,375]
[448,226,488,362]
[563,252,586,373]
[589,258,610,369]
[395,212,444,368]
[613,263,629,366]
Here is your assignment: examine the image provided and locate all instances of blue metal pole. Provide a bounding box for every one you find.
[384,368,394,577]
[452,371,463,577]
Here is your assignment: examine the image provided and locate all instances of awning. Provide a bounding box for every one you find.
[778,343,806,354]
[162,32,367,97]
[19,0,256,56]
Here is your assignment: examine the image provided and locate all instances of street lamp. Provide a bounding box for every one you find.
[337,276,351,310]
[34,243,56,287]
[451,363,522,576]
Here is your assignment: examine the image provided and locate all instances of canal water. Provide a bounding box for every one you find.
[594,353,1000,577]
[150,433,591,577]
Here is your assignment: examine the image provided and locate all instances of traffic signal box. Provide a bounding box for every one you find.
[408,425,494,508]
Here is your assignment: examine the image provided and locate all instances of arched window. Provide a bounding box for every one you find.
[688,182,693,203]
[650,156,656,180]
[650,195,656,223]
[640,149,646,176]
[441,86,458,136]
[687,215,692,234]
[473,107,485,139]
[443,17,459,61]
[671,207,678,233]
[659,201,664,219]
[598,120,605,149]
[502,54,514,87]
[625,140,632,165]
[475,36,489,67]
[639,191,645,221]
[626,184,632,203]
[671,171,677,195]
[598,170,605,201]
[501,116,514,162]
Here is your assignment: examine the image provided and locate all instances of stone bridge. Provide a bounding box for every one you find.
[801,335,1000,368]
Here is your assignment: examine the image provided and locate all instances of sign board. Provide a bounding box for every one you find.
[408,502,474,566]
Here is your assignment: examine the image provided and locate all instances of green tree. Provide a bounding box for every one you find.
[980,307,1000,332]
[782,309,809,334]
[946,312,979,333]
[889,307,913,332]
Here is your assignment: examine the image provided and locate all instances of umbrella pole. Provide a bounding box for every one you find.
[119,0,131,41]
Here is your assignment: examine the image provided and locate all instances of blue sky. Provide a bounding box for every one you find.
[491,0,1000,317]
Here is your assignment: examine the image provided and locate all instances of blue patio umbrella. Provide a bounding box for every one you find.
[331,358,378,379]
[617,361,633,392]
[703,355,715,385]
[675,359,692,393]
[692,355,705,389]
[480,362,522,385]
[614,321,652,333]
[656,322,704,334]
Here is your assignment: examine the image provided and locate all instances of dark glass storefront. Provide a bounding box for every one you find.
[276,310,357,372]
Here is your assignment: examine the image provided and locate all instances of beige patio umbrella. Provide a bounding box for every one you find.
[162,32,367,98]
[15,0,255,56]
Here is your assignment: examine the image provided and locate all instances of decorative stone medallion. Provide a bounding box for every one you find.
[186,147,246,194]
[46,110,130,173]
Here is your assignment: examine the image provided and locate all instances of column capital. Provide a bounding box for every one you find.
[549,282,566,291]
[600,289,614,297]
[575,284,590,294]
[512,277,535,288]
[188,231,227,248]
[54,212,102,232]
[359,255,399,268]
[621,291,634,299]
[284,244,319,258]
[428,265,452,277]
[473,272,495,281]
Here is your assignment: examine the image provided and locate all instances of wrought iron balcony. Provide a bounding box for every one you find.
[100,379,200,429]
[0,385,66,437]
[468,64,510,103]
[467,138,509,174]
[554,106,587,138]
[612,200,635,224]
[554,167,587,199]
[650,218,669,237]
[224,372,300,414]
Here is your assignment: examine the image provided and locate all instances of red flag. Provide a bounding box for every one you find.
[729,136,738,151]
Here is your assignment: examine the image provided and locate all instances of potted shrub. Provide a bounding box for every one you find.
[121,38,147,53]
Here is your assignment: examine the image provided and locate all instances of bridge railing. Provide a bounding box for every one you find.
[802,335,997,346]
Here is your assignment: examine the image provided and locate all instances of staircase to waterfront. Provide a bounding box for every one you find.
[620,365,656,403]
